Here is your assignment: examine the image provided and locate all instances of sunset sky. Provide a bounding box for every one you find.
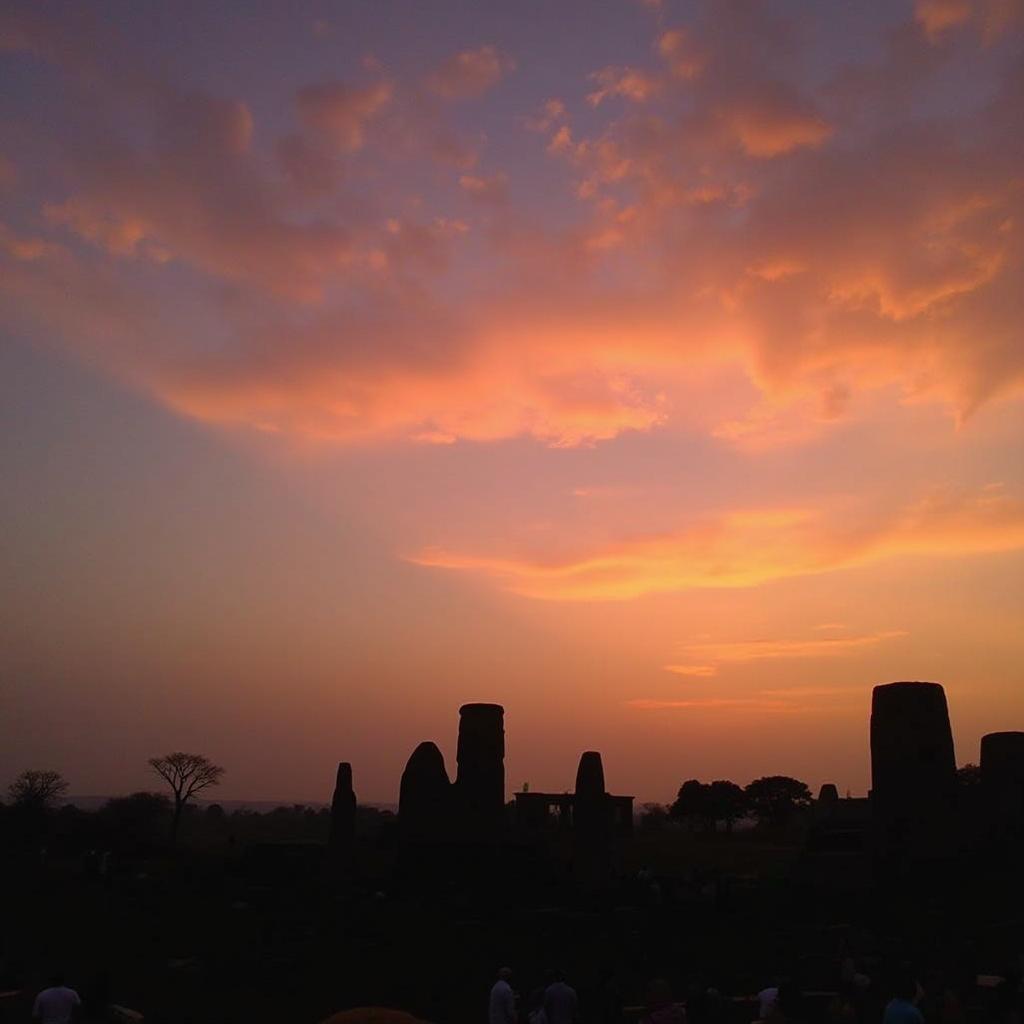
[2,0,1023,806]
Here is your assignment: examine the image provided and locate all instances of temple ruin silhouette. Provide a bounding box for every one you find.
[328,682,1024,876]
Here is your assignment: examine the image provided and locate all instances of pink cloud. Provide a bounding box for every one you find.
[426,46,515,100]
[296,80,393,152]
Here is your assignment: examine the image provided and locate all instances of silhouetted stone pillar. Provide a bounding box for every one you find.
[870,681,956,865]
[818,783,839,804]
[455,703,505,840]
[329,762,356,860]
[399,741,452,843]
[574,750,612,884]
[981,731,1024,840]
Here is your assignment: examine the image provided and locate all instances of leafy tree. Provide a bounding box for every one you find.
[8,769,69,809]
[744,775,812,827]
[670,779,708,829]
[148,752,224,846]
[706,780,747,832]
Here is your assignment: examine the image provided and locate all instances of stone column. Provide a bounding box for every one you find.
[455,703,505,840]
[329,761,356,857]
[574,750,612,884]
[981,731,1024,839]
[870,681,956,863]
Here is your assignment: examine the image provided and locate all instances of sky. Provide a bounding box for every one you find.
[1,0,1023,806]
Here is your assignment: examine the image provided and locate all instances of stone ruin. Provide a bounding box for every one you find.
[870,680,957,863]
[329,761,356,861]
[817,783,839,804]
[396,703,506,845]
[454,702,506,841]
[980,730,1024,841]
[398,740,451,843]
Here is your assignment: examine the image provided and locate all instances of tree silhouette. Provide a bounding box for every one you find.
[148,752,224,846]
[670,779,709,830]
[670,779,747,832]
[8,769,69,809]
[706,780,747,833]
[744,775,812,827]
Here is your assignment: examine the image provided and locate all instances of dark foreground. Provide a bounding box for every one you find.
[3,825,1024,1024]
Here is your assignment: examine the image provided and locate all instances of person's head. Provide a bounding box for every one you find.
[498,967,513,983]
[48,972,64,989]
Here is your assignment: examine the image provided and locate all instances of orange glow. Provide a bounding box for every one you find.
[1,0,1023,804]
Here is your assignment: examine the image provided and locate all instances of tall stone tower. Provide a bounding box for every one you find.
[981,731,1024,840]
[870,681,956,862]
[455,703,505,840]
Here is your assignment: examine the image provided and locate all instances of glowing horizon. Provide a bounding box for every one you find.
[2,0,1023,806]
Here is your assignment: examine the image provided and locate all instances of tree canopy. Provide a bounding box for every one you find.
[149,752,224,845]
[744,775,812,826]
[8,769,69,809]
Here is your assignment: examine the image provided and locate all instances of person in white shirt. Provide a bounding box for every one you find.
[33,975,81,1024]
[490,967,517,1024]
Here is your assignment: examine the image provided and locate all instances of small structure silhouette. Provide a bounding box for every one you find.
[513,752,633,838]
[818,783,840,804]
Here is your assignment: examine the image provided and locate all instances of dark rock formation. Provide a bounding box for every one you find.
[329,761,356,857]
[399,741,451,842]
[870,681,956,863]
[455,703,505,840]
[981,731,1024,839]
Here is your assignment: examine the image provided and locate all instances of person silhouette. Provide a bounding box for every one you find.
[490,968,517,1024]
[32,974,81,1024]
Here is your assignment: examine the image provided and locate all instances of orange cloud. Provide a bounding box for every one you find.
[629,685,863,714]
[411,486,1024,599]
[296,80,392,151]
[2,0,1023,452]
[458,172,509,204]
[667,629,908,676]
[587,67,662,106]
[426,46,515,99]
[657,29,707,80]
[722,98,832,157]
[916,0,974,38]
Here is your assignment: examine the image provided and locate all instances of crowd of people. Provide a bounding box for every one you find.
[486,961,1024,1024]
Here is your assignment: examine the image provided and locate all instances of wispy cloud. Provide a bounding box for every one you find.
[629,684,864,713]
[412,486,1024,599]
[664,664,718,677]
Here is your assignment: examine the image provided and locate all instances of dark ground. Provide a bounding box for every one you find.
[2,821,1023,1024]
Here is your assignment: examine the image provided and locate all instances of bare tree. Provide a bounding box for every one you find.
[8,769,69,809]
[148,752,224,846]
